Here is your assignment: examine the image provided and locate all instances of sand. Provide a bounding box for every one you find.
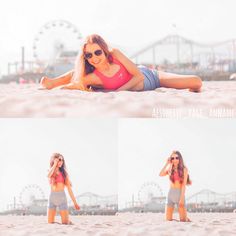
[0,213,236,236]
[0,81,236,117]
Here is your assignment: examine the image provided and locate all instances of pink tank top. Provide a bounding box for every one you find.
[173,171,181,182]
[93,58,133,90]
[51,171,64,184]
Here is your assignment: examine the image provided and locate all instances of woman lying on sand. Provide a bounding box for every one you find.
[47,153,80,224]
[40,34,202,92]
[159,151,191,222]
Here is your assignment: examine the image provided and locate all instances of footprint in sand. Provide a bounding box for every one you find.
[191,223,201,228]
[211,220,222,225]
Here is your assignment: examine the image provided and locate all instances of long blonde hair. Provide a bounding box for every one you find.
[72,34,113,85]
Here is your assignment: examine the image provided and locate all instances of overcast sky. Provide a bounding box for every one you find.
[0,119,117,211]
[1,0,236,75]
[118,119,236,209]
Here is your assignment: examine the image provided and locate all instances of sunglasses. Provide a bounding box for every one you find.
[171,156,179,161]
[58,158,64,162]
[84,49,103,59]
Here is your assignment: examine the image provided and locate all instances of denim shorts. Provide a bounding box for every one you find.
[138,65,161,91]
[48,191,68,211]
[167,188,186,208]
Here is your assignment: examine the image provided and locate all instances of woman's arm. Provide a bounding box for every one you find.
[66,179,80,210]
[40,70,74,89]
[60,80,90,91]
[61,54,94,91]
[47,159,58,178]
[111,48,144,91]
[159,158,171,176]
[61,74,94,91]
[55,70,74,82]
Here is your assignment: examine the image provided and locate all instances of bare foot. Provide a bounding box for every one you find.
[68,221,73,225]
[39,76,54,90]
[62,221,73,225]
[180,217,191,222]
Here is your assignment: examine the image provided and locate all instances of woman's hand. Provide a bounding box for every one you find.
[39,76,54,89]
[74,202,80,210]
[167,157,172,164]
[61,82,85,90]
[47,158,59,178]
[53,158,59,166]
[159,158,172,177]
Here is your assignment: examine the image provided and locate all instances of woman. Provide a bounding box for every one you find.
[47,153,80,224]
[40,34,202,92]
[159,151,191,222]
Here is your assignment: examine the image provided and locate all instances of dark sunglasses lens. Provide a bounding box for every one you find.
[85,53,92,59]
[94,50,103,56]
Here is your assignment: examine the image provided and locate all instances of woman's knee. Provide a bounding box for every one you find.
[192,76,202,89]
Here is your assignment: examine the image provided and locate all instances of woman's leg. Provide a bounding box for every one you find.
[48,208,56,223]
[40,71,73,89]
[166,206,174,221]
[158,71,202,92]
[59,210,70,224]
[178,206,190,222]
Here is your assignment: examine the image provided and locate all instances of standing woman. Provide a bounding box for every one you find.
[47,153,80,224]
[159,151,191,222]
[40,34,202,92]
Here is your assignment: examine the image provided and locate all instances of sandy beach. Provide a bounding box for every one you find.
[0,81,236,118]
[0,213,236,236]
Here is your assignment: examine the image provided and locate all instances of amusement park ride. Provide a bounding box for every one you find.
[1,20,82,83]
[122,181,236,213]
[32,20,82,77]
[1,19,236,83]
[1,182,235,215]
[2,184,118,216]
[123,182,166,213]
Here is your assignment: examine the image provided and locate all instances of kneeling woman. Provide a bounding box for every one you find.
[40,34,202,92]
[159,151,191,222]
[47,153,80,224]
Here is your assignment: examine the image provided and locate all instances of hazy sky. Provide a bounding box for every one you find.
[1,0,236,75]
[118,119,236,209]
[0,119,118,211]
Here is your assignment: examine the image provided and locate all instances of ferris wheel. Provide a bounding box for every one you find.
[33,20,82,63]
[138,182,163,204]
[19,184,45,207]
